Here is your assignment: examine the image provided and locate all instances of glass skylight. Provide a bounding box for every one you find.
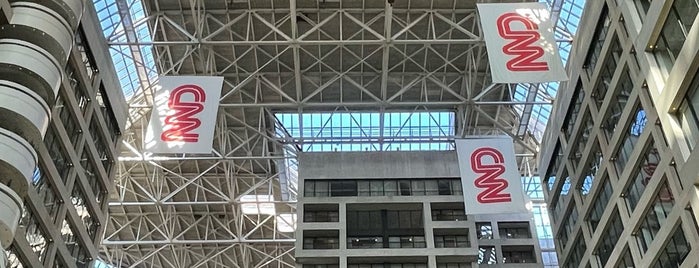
[93,0,157,100]
[275,111,455,152]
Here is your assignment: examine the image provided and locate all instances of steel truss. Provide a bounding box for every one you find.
[100,0,563,267]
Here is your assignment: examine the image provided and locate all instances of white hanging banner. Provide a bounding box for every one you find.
[145,76,223,154]
[478,3,567,83]
[456,137,527,214]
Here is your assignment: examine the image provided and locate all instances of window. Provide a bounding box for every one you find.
[75,28,98,82]
[347,237,383,249]
[434,232,470,248]
[625,139,661,212]
[72,183,99,240]
[637,180,674,253]
[584,5,611,77]
[432,203,466,221]
[304,204,339,222]
[387,236,426,248]
[653,0,699,69]
[551,172,571,222]
[303,230,339,249]
[66,62,90,114]
[62,218,89,266]
[19,206,49,263]
[81,148,105,205]
[615,106,647,174]
[478,246,497,264]
[615,247,635,268]
[90,114,113,175]
[55,94,82,150]
[498,222,531,239]
[651,224,691,267]
[437,263,469,268]
[580,141,603,197]
[602,67,633,140]
[330,180,357,196]
[596,208,624,265]
[563,81,585,140]
[587,175,613,232]
[43,127,72,182]
[565,234,587,268]
[557,205,578,248]
[634,0,652,20]
[532,204,555,250]
[476,222,493,239]
[95,85,121,143]
[591,35,623,108]
[305,179,461,197]
[304,265,339,268]
[33,168,61,223]
[502,246,537,263]
[544,142,564,193]
[348,263,427,268]
[570,111,593,171]
[678,70,699,150]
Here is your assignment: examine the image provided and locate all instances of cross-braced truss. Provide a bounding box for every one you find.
[98,0,579,267]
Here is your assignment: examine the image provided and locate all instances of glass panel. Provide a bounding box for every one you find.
[653,1,699,68]
[625,139,661,212]
[596,208,624,265]
[637,180,674,253]
[650,224,691,267]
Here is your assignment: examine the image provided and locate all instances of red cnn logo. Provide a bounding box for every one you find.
[161,84,206,142]
[496,12,548,72]
[470,147,512,204]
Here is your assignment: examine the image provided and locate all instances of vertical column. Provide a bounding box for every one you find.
[0,0,84,253]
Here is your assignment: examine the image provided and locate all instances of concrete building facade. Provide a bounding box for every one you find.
[296,151,542,268]
[539,0,699,267]
[0,0,126,267]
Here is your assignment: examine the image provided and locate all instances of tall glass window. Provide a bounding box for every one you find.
[20,206,49,263]
[602,67,633,140]
[43,127,72,182]
[596,208,623,265]
[580,141,603,197]
[565,234,587,268]
[557,205,578,248]
[571,111,593,171]
[544,143,564,193]
[637,179,674,253]
[678,70,699,150]
[584,5,611,77]
[591,35,622,108]
[651,224,691,267]
[563,81,585,140]
[615,106,647,174]
[653,0,699,68]
[625,139,661,212]
[587,175,613,232]
[616,247,635,268]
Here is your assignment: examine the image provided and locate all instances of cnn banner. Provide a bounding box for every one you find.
[455,137,527,214]
[145,76,223,154]
[478,3,567,83]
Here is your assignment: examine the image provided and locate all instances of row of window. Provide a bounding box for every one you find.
[304,235,469,249]
[304,179,462,197]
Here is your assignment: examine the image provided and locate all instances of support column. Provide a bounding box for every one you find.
[0,0,84,259]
